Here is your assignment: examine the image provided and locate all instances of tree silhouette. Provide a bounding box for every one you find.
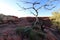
[17,0,58,28]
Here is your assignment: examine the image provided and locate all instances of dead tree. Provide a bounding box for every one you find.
[17,0,58,26]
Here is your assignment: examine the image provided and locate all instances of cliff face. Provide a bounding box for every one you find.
[19,17,51,27]
[0,17,51,27]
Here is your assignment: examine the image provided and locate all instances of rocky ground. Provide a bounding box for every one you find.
[0,17,60,40]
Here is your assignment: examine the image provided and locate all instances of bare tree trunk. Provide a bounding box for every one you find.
[34,16,39,26]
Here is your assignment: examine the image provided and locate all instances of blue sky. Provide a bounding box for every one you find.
[0,0,60,17]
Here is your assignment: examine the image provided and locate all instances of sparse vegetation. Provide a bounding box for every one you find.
[50,11,60,29]
[15,26,46,40]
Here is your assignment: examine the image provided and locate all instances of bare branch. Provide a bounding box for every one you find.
[37,6,43,10]
[22,7,33,10]
[16,3,32,10]
[48,0,58,3]
[30,11,36,16]
[44,0,57,6]
[20,1,33,4]
[41,0,56,10]
[44,5,56,10]
[36,0,54,10]
[32,7,38,16]
[21,1,40,5]
[16,3,26,10]
[33,2,40,5]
